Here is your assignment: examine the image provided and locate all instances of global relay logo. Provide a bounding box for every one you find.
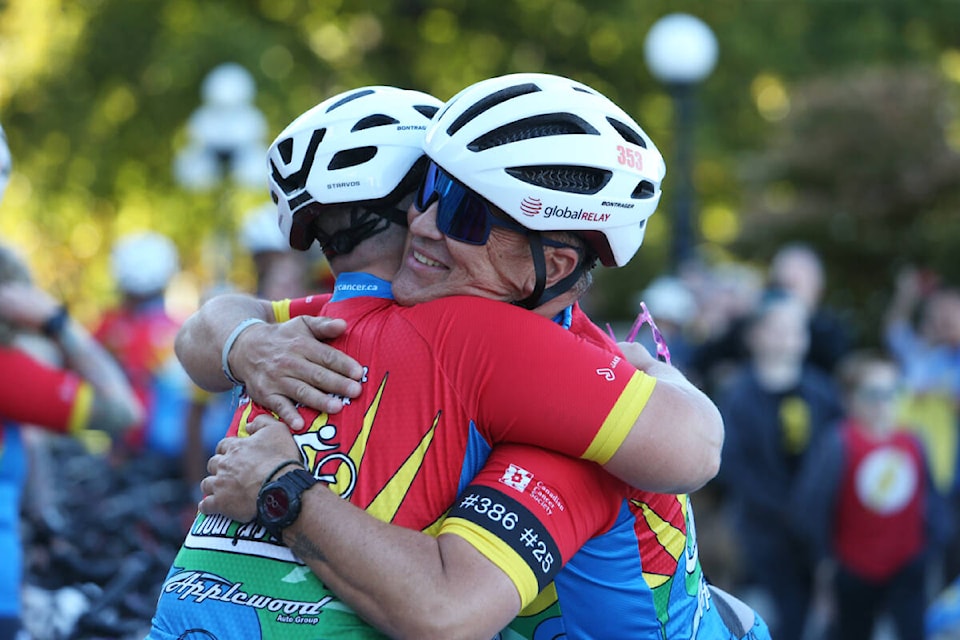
[520,196,542,217]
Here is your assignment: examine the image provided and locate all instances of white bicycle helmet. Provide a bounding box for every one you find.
[111,232,179,296]
[267,85,443,252]
[424,72,666,268]
[0,124,11,205]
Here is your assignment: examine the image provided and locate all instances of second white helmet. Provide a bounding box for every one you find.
[267,86,443,250]
[111,232,179,296]
[424,73,666,267]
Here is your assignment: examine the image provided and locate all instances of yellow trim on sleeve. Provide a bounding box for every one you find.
[582,371,656,464]
[439,516,540,609]
[272,299,292,322]
[67,382,95,435]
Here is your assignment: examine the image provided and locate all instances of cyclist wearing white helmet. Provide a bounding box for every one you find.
[392,73,664,311]
[179,79,718,497]
[94,232,192,462]
[163,79,743,639]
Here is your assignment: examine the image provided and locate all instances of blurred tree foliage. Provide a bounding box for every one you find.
[0,0,958,338]
[737,66,960,343]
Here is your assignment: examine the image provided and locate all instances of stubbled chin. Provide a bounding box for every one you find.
[391,274,428,306]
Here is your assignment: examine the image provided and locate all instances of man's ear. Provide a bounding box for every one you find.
[543,245,582,288]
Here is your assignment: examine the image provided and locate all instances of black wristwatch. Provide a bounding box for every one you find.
[256,468,318,541]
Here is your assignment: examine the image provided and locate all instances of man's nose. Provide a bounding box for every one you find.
[407,201,443,239]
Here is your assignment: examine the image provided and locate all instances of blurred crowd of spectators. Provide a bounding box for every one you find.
[628,242,960,640]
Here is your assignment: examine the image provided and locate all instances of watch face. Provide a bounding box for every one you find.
[261,486,291,520]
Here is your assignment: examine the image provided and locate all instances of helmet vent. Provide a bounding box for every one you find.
[277,138,294,164]
[271,128,326,194]
[352,114,399,131]
[328,146,377,170]
[505,165,611,195]
[607,117,647,149]
[632,180,657,199]
[468,114,599,152]
[447,83,541,136]
[415,105,440,119]
[326,89,376,113]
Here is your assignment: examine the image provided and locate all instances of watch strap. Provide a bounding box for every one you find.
[282,468,318,492]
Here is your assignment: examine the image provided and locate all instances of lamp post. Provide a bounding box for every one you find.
[174,63,268,282]
[643,13,718,272]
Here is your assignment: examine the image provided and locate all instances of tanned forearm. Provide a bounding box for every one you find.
[606,342,724,494]
[201,423,517,640]
[175,293,363,425]
[283,488,518,640]
[175,293,275,392]
[0,282,141,434]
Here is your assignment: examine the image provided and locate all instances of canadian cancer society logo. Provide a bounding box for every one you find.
[520,196,542,217]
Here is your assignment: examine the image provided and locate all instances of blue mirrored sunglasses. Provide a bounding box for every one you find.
[415,161,527,245]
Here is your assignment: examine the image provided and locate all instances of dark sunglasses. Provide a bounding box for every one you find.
[415,161,528,245]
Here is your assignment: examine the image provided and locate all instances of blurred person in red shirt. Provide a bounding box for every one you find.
[94,232,191,467]
[792,351,951,640]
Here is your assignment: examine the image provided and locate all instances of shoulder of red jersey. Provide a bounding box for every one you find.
[406,296,570,333]
[569,303,619,351]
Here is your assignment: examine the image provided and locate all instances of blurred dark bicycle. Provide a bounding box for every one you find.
[21,436,194,640]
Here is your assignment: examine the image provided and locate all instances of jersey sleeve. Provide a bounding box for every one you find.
[273,293,334,322]
[439,444,623,608]
[0,347,94,434]
[412,296,656,464]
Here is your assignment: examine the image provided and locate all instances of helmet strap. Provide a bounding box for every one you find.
[516,233,589,310]
[315,206,403,260]
[377,205,408,228]
[515,234,546,310]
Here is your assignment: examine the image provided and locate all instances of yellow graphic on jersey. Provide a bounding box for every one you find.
[366,411,439,523]
[285,372,442,530]
[634,496,686,589]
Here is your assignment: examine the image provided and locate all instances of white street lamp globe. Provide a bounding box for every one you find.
[174,63,268,192]
[187,102,267,154]
[643,13,718,85]
[202,62,257,107]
